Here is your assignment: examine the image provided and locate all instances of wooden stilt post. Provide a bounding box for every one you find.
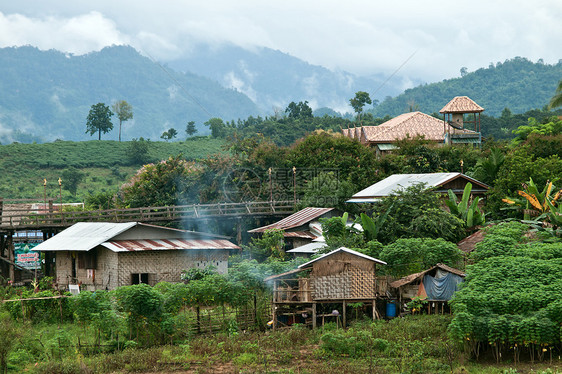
[312,302,317,329]
[7,233,14,282]
[272,280,277,331]
[342,301,346,329]
[236,218,242,245]
[372,299,379,320]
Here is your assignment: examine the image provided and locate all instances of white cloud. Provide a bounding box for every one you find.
[0,0,561,83]
[0,11,128,54]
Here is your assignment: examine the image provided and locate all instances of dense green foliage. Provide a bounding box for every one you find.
[243,229,286,261]
[377,238,463,277]
[372,184,466,244]
[371,57,562,118]
[119,156,204,207]
[449,222,562,361]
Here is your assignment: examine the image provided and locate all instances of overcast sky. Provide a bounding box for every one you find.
[1,1,561,83]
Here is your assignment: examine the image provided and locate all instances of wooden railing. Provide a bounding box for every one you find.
[0,201,295,229]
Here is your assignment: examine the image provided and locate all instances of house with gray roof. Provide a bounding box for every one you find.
[34,222,240,291]
[347,172,488,203]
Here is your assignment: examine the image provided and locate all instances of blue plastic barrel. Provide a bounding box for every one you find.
[386,301,396,318]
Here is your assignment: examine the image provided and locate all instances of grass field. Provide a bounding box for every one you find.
[0,138,225,201]
[15,315,561,374]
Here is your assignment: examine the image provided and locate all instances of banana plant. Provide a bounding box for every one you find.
[544,198,562,236]
[360,204,393,241]
[503,178,561,220]
[445,182,485,227]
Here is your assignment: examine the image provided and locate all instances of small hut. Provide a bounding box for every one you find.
[266,247,388,329]
[389,263,465,315]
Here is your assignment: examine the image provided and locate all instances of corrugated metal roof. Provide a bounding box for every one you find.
[34,222,138,252]
[34,222,234,252]
[286,241,327,254]
[389,263,465,288]
[101,239,240,252]
[298,247,386,268]
[440,96,484,113]
[264,268,308,281]
[377,143,399,151]
[283,231,318,239]
[248,207,334,233]
[452,137,480,143]
[347,173,489,203]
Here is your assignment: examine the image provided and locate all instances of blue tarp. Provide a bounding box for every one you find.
[423,270,463,301]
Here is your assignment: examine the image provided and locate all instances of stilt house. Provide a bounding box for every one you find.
[265,247,388,329]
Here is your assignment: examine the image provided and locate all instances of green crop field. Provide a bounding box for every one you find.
[0,138,225,201]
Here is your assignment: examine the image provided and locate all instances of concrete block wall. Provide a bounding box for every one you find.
[56,248,229,290]
[55,251,73,288]
[55,249,119,291]
[98,248,118,290]
[116,249,229,288]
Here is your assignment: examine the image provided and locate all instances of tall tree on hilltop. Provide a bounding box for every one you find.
[185,121,197,138]
[548,80,562,109]
[86,103,114,140]
[285,101,313,119]
[112,100,133,142]
[349,91,372,124]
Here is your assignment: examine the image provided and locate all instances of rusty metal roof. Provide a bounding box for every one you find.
[248,207,334,233]
[389,263,465,288]
[440,96,484,113]
[283,231,318,239]
[101,239,239,252]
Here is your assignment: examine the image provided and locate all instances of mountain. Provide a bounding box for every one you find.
[166,43,414,114]
[0,45,260,143]
[370,57,562,117]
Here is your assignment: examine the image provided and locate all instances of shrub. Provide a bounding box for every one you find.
[113,284,164,342]
[379,238,463,277]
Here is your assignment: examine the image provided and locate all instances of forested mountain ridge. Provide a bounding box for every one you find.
[1,45,560,145]
[167,43,413,113]
[0,45,259,143]
[370,57,562,117]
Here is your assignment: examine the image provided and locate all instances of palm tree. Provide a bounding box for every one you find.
[548,80,562,109]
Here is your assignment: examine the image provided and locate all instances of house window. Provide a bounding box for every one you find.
[131,273,157,285]
[77,250,97,269]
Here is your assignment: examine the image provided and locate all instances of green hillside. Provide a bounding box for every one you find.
[371,57,562,117]
[0,46,260,143]
[0,138,225,201]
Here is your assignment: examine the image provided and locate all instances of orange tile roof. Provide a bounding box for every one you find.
[358,112,477,143]
[439,96,484,113]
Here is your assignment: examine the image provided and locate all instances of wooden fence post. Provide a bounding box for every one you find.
[196,306,201,334]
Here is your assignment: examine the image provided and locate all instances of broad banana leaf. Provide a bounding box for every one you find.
[360,213,377,241]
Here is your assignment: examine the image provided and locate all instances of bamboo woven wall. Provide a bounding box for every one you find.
[310,253,376,300]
